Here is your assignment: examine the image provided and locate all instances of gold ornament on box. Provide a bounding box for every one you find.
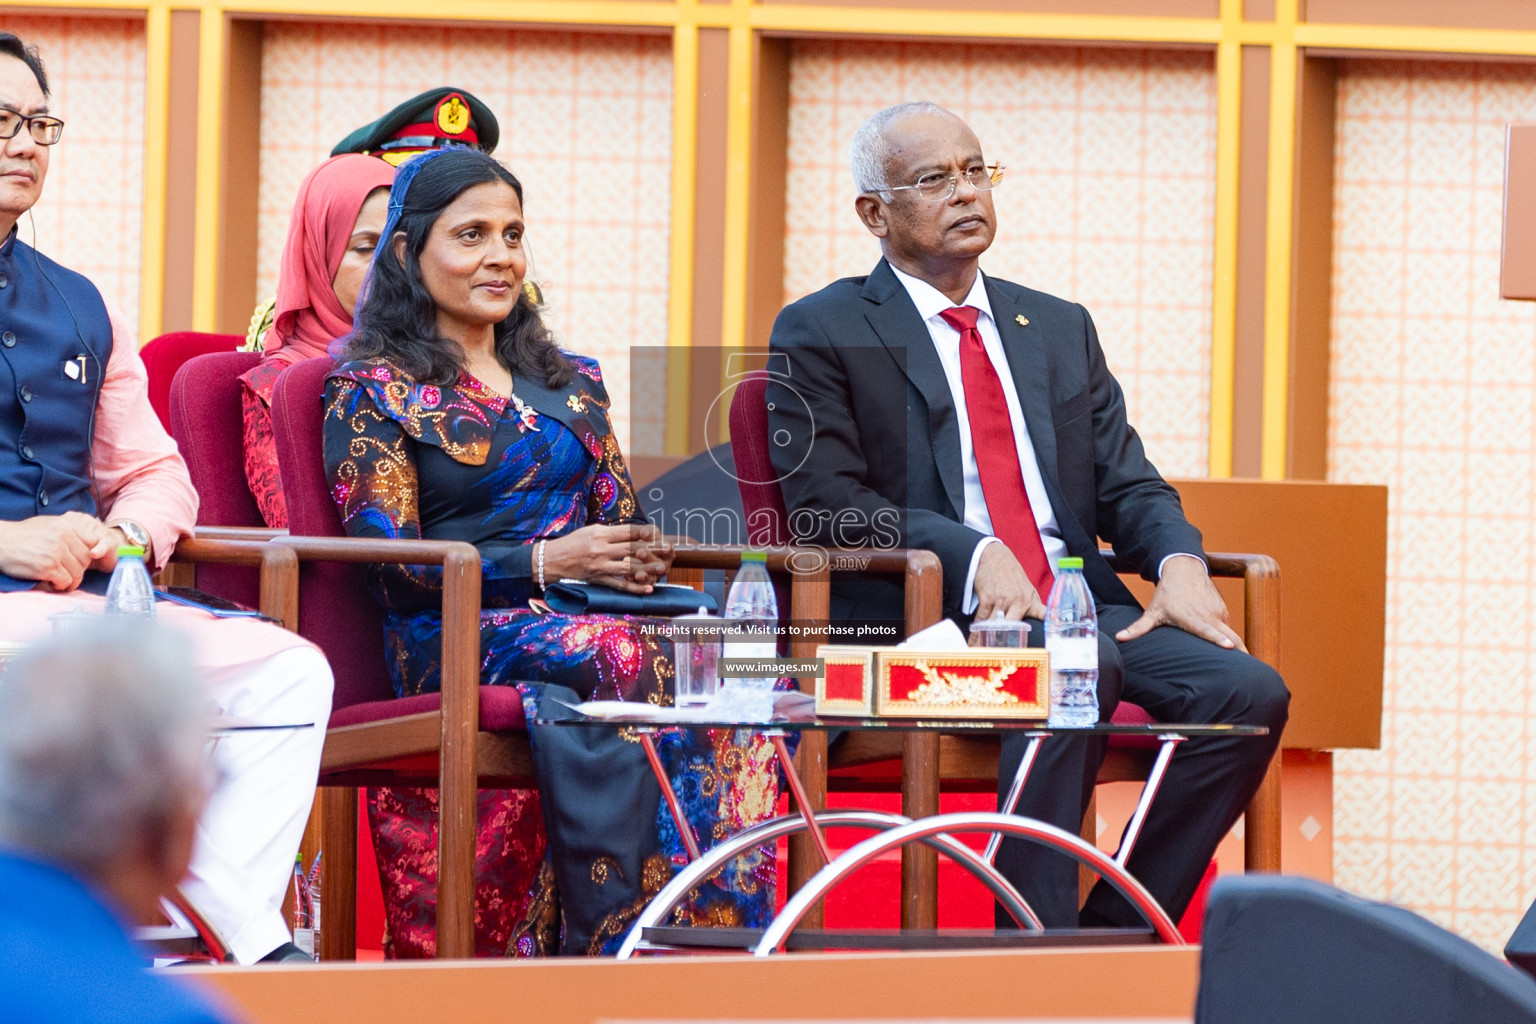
[908,660,1022,706]
[875,649,1049,719]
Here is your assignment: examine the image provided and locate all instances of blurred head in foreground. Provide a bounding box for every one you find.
[0,625,214,922]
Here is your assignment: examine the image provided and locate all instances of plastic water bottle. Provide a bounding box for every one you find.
[1045,556,1098,727]
[291,854,317,960]
[104,546,156,618]
[718,551,778,720]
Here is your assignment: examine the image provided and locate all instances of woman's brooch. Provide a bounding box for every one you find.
[510,393,541,432]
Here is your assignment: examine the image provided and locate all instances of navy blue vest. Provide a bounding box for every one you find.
[0,229,114,592]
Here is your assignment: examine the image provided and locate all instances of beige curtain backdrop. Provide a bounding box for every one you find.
[1330,59,1536,951]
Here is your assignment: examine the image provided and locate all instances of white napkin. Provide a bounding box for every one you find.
[896,618,969,651]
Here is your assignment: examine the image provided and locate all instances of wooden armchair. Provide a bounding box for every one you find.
[268,356,844,958]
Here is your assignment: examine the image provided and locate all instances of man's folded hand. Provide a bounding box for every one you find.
[0,512,117,592]
[973,542,1047,622]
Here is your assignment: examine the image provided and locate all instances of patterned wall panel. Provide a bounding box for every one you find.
[783,41,1218,477]
[1330,60,1536,951]
[258,24,673,450]
[0,16,145,331]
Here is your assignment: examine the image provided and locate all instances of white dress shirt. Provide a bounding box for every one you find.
[888,266,1065,613]
[889,265,1201,613]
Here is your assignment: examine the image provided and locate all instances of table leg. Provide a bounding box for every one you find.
[615,810,1043,958]
[1112,735,1184,868]
[985,733,1045,864]
[639,731,701,863]
[755,812,1183,955]
[771,733,833,867]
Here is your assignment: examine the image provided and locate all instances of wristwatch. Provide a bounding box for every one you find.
[108,519,152,557]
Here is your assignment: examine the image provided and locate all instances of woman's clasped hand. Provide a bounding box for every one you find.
[543,523,674,592]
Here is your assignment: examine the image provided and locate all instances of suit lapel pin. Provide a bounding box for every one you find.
[1015,314,1030,327]
[567,394,588,413]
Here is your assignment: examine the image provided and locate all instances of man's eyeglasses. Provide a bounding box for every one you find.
[887,163,1005,202]
[0,109,65,146]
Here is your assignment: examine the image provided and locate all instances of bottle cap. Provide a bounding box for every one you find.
[741,550,768,563]
[1056,556,1083,569]
[116,545,145,558]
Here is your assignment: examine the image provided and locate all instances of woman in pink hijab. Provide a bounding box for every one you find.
[239,154,395,527]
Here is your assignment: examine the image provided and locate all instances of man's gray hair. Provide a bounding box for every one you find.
[0,624,212,873]
[850,100,952,199]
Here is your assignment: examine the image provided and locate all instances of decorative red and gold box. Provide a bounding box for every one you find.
[814,646,876,715]
[814,645,1050,720]
[873,649,1050,719]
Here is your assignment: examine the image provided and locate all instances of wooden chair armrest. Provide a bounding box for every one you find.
[669,544,943,640]
[267,534,483,735]
[1100,548,1280,669]
[191,525,288,541]
[166,535,298,628]
[269,534,484,954]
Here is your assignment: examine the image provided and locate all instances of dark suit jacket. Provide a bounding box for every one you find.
[766,258,1204,624]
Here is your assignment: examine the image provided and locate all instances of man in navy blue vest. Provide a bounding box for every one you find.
[0,33,332,965]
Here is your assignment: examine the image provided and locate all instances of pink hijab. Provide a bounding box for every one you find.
[265,154,396,367]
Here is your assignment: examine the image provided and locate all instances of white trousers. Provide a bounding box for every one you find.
[181,645,334,964]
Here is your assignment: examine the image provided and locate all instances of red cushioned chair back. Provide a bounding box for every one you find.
[141,332,243,433]
[171,351,263,528]
[270,356,393,710]
[728,370,791,548]
[169,350,264,609]
[728,370,795,644]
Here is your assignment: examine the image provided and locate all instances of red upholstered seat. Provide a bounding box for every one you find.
[272,357,393,716]
[142,332,243,433]
[171,350,264,527]
[328,687,527,732]
[167,349,265,609]
[726,370,790,548]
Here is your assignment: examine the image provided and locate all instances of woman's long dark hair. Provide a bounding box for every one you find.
[346,148,573,388]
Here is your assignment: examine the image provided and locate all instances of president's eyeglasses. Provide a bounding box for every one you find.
[887,163,1004,201]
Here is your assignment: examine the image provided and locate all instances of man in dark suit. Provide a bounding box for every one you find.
[766,101,1289,929]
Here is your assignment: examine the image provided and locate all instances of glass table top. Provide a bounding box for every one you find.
[537,706,1268,737]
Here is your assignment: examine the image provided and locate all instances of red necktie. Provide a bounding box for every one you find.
[938,305,1055,598]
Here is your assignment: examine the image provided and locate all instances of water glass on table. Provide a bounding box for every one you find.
[968,615,1031,649]
[671,610,723,708]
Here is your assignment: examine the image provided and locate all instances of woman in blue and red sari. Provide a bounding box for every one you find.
[249,150,547,958]
[321,147,779,955]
